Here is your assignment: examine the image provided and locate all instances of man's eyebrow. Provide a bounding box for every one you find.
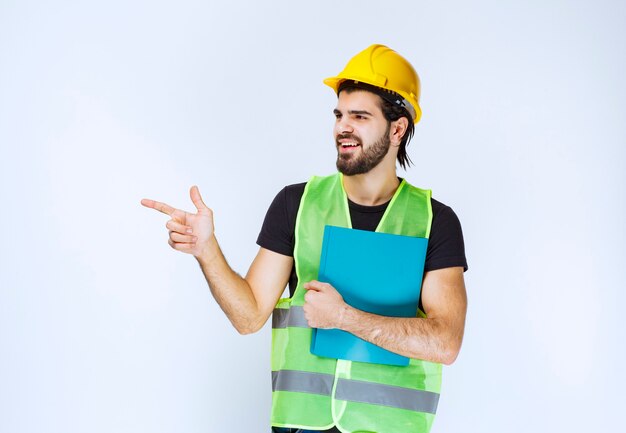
[333,109,373,116]
[348,110,373,116]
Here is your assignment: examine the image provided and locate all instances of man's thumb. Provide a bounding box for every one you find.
[190,185,209,211]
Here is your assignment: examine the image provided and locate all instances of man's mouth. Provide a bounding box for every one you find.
[337,135,361,149]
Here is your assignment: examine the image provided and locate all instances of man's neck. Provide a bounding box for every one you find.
[342,168,401,206]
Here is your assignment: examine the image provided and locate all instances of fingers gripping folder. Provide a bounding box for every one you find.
[311,225,428,366]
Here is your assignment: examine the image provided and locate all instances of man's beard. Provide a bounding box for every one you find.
[336,124,391,176]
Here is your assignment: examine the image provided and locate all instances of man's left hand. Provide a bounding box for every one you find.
[303,281,349,329]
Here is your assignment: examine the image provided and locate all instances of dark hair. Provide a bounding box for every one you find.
[380,99,414,170]
[338,84,415,169]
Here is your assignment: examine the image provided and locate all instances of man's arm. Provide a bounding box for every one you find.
[196,243,293,334]
[142,186,292,335]
[303,266,467,365]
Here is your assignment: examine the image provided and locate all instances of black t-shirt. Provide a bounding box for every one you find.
[256,181,468,303]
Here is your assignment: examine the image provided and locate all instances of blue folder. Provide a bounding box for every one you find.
[310,225,428,366]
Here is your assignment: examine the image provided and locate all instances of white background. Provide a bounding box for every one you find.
[1,1,624,432]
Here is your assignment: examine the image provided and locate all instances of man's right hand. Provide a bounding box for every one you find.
[141,185,215,258]
[141,184,293,334]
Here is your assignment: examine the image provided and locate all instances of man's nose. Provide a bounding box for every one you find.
[336,117,354,134]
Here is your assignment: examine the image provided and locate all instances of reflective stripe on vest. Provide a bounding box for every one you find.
[272,369,440,414]
[272,370,334,396]
[270,173,441,433]
[272,306,309,329]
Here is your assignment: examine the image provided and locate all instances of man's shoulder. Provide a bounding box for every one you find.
[279,173,337,199]
[282,181,307,195]
[276,182,307,206]
[267,182,307,221]
[431,197,450,216]
[402,178,454,218]
[276,173,344,214]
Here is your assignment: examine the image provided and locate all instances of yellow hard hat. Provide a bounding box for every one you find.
[324,44,422,124]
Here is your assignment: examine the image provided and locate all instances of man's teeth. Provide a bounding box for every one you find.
[342,142,359,147]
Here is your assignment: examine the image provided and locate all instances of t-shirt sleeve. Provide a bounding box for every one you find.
[425,200,468,272]
[256,183,305,257]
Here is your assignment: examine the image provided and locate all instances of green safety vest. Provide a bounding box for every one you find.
[271,173,442,433]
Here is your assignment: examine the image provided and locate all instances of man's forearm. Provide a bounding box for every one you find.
[339,306,461,365]
[195,235,262,334]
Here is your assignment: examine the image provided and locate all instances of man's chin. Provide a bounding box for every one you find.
[337,161,367,176]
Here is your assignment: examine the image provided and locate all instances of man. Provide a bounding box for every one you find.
[142,44,468,433]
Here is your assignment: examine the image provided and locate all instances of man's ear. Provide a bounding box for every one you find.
[391,117,409,145]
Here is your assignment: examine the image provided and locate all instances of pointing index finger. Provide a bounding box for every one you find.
[140,198,177,216]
